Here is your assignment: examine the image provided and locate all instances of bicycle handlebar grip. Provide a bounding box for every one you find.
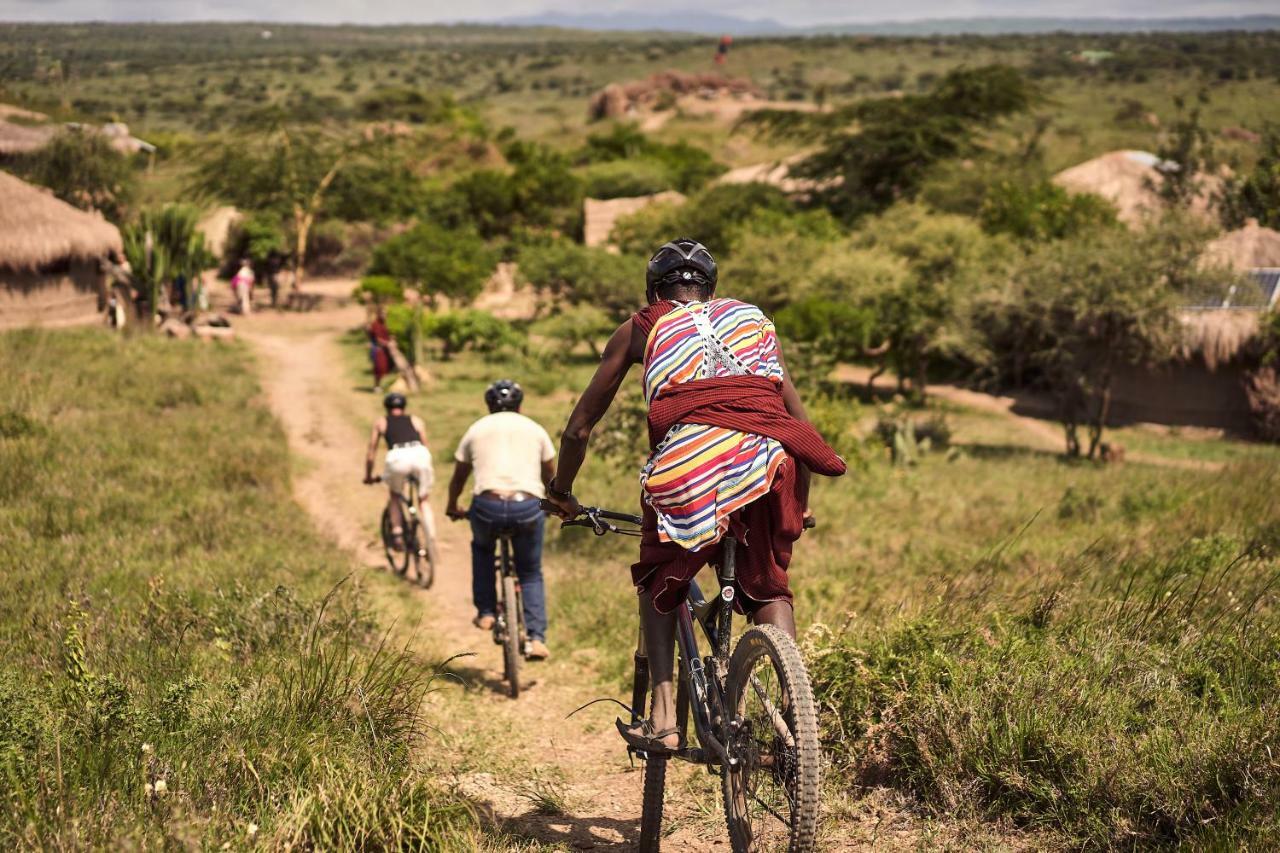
[803,515,817,530]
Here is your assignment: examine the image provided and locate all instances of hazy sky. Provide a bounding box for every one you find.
[1,0,1276,25]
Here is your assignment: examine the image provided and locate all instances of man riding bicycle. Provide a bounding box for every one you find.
[543,239,845,754]
[364,392,434,552]
[446,380,557,661]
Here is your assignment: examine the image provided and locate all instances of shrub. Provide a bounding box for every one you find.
[578,159,672,199]
[611,182,796,258]
[368,223,496,303]
[386,306,523,360]
[516,238,643,318]
[980,179,1119,241]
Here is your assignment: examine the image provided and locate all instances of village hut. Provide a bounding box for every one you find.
[583,191,686,249]
[0,170,122,330]
[0,120,57,158]
[1199,218,1280,309]
[1107,310,1261,432]
[1052,150,1220,228]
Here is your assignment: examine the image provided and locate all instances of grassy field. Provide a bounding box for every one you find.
[355,335,1280,848]
[0,329,480,849]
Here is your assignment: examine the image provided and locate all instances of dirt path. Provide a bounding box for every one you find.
[239,304,734,851]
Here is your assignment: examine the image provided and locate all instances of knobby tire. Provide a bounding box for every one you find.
[722,624,820,853]
[502,573,521,699]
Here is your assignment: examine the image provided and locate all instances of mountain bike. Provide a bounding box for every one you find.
[558,505,821,853]
[370,474,437,589]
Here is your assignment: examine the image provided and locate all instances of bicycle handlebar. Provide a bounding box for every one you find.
[542,501,643,536]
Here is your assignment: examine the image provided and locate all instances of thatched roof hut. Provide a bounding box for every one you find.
[1177,309,1260,371]
[1202,219,1280,272]
[1052,150,1220,228]
[0,170,122,271]
[0,120,57,156]
[583,191,685,249]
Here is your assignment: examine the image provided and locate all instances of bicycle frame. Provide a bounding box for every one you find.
[634,535,741,770]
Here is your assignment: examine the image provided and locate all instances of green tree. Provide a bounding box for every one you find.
[531,304,616,358]
[1223,124,1280,228]
[980,179,1119,241]
[744,66,1038,221]
[996,221,1211,458]
[854,205,1010,398]
[368,223,496,305]
[190,121,354,290]
[1152,99,1216,209]
[22,128,137,222]
[432,141,582,239]
[611,183,798,258]
[516,238,642,319]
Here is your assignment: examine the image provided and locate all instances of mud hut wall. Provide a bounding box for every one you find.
[1110,360,1253,432]
[0,261,106,330]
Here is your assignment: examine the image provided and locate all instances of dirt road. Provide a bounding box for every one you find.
[240,302,733,851]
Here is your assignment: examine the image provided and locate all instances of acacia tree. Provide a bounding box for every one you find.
[190,120,353,292]
[743,66,1038,221]
[1001,221,1210,458]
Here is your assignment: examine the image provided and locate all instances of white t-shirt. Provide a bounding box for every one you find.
[454,411,555,497]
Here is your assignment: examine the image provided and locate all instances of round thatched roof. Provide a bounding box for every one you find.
[1202,219,1280,272]
[1052,150,1220,228]
[0,170,122,271]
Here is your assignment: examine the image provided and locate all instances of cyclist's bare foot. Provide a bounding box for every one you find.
[527,638,550,660]
[473,614,495,630]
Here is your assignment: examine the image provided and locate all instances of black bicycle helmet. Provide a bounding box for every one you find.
[383,392,407,410]
[645,238,718,301]
[484,379,523,413]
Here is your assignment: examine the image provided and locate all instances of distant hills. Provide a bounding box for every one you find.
[494,12,1280,36]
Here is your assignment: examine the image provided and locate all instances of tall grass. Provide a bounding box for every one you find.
[807,474,1280,848]
[0,329,478,848]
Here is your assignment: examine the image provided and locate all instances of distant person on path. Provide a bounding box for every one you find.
[363,393,434,552]
[446,380,556,661]
[230,258,254,315]
[366,308,393,392]
[172,272,188,312]
[543,239,845,754]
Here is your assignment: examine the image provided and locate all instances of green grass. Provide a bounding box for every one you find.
[0,329,479,849]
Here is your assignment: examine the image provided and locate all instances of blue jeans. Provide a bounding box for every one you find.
[469,495,547,642]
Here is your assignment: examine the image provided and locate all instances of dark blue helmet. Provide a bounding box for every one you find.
[485,379,523,413]
[383,392,407,410]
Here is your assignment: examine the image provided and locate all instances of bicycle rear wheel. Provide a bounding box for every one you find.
[501,573,521,699]
[722,625,820,853]
[380,507,409,576]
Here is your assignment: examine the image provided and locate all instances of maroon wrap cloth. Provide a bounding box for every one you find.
[631,372,847,614]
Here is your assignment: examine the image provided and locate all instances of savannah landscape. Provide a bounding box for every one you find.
[2,17,1280,851]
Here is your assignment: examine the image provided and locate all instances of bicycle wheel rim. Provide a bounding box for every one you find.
[722,625,820,852]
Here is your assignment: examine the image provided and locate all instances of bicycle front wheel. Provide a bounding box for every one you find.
[638,755,666,852]
[501,573,521,699]
[416,528,437,589]
[722,624,820,853]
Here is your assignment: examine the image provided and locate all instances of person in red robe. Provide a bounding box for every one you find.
[367,309,393,392]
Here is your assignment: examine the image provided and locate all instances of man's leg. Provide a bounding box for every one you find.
[750,600,796,640]
[510,504,547,643]
[631,591,680,748]
[469,498,498,622]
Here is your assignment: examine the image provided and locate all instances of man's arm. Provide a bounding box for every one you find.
[364,418,384,483]
[446,461,472,518]
[548,319,642,510]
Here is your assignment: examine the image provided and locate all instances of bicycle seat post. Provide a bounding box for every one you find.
[715,536,737,664]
